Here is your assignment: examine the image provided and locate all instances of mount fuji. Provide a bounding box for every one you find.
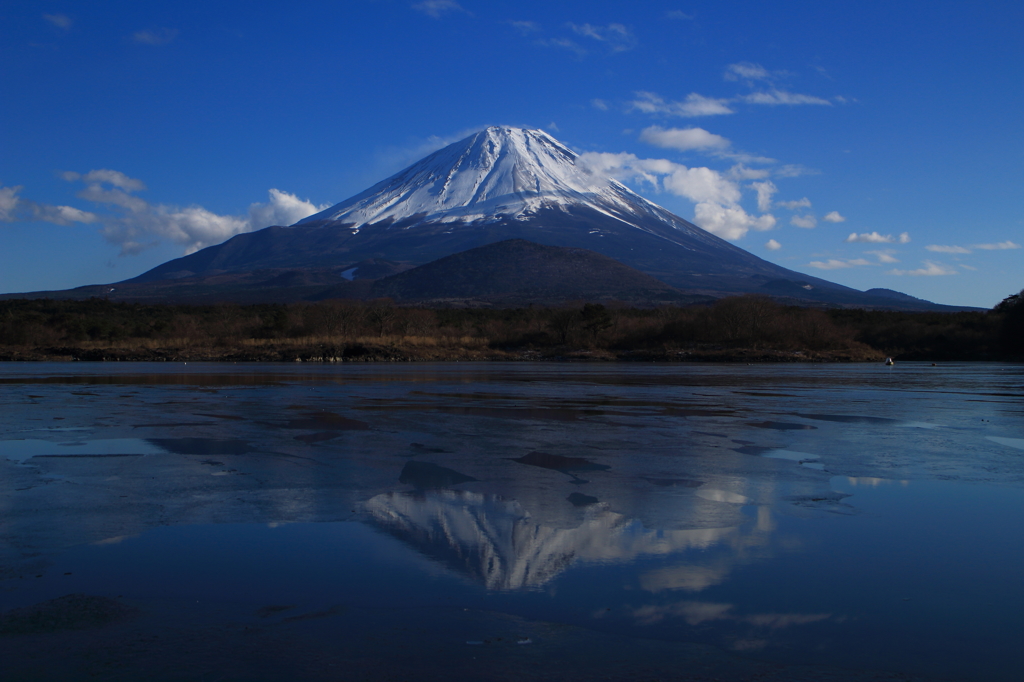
[17,127,958,309]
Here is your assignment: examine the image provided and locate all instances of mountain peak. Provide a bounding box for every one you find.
[297,126,635,229]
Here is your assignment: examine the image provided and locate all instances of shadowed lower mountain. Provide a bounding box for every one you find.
[363,239,701,306]
[2,238,978,310]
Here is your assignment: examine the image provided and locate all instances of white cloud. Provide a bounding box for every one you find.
[43,171,328,256]
[925,244,971,254]
[845,231,910,244]
[639,126,730,151]
[509,20,540,34]
[578,152,678,189]
[773,164,819,178]
[540,37,587,58]
[34,204,100,225]
[63,169,146,192]
[765,239,781,251]
[777,198,811,210]
[751,180,777,213]
[866,250,900,264]
[44,13,72,29]
[725,62,773,82]
[694,202,776,240]
[715,150,776,165]
[412,0,465,18]
[132,28,178,45]
[0,186,22,222]
[0,184,100,226]
[665,167,742,205]
[666,10,694,20]
[808,258,872,270]
[742,90,832,106]
[568,23,636,52]
[973,241,1020,250]
[790,214,817,228]
[924,241,1020,255]
[248,189,327,232]
[577,152,774,241]
[591,98,609,111]
[726,164,771,180]
[889,261,958,276]
[822,210,845,223]
[629,91,734,117]
[960,264,978,271]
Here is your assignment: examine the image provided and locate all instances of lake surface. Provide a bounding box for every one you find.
[1,361,1023,681]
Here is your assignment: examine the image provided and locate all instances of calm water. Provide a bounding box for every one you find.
[1,362,1023,681]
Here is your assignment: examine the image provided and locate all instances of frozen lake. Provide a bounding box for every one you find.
[2,362,1023,681]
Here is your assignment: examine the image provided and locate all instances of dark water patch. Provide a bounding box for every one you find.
[256,605,295,618]
[567,492,599,507]
[0,594,135,634]
[281,412,370,431]
[194,413,244,421]
[199,459,224,466]
[691,431,728,438]
[786,491,854,512]
[734,391,798,397]
[358,404,629,421]
[70,392,99,396]
[748,421,817,431]
[133,422,216,428]
[0,374,291,387]
[410,443,449,454]
[409,390,513,400]
[511,451,611,472]
[663,407,736,418]
[281,605,347,623]
[293,432,340,444]
[399,461,478,489]
[35,453,143,458]
[796,413,899,424]
[147,438,252,455]
[643,477,703,488]
[437,406,582,421]
[733,446,773,456]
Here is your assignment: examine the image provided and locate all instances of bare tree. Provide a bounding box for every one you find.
[366,298,397,338]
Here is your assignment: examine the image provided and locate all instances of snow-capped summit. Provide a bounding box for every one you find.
[297,126,718,246]
[300,127,609,226]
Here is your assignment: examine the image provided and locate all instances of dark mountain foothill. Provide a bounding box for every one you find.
[369,239,697,306]
[399,461,478,489]
[511,451,611,472]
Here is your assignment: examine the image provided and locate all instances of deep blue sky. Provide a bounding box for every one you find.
[2,1,1021,307]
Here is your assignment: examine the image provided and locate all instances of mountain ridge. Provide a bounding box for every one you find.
[4,126,968,311]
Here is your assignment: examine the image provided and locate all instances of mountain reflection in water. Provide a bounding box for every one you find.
[366,489,741,591]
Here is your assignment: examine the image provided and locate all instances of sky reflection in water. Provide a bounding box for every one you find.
[1,362,1023,681]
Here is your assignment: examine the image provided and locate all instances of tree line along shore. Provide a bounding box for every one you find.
[0,293,1021,363]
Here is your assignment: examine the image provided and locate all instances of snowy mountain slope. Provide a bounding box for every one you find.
[297,126,730,253]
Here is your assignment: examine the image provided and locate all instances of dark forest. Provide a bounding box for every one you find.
[1,292,1021,362]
